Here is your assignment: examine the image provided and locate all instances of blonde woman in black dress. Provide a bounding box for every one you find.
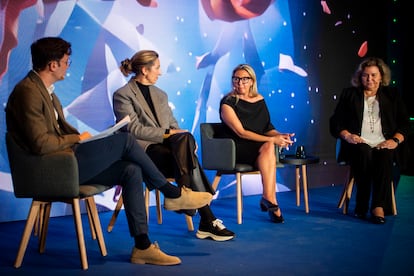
[220,64,295,223]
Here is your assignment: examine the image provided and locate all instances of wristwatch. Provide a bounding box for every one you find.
[391,137,400,145]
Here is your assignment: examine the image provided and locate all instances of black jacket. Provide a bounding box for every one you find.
[329,85,410,166]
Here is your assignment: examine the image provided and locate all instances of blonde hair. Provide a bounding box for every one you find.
[230,64,258,97]
[119,50,159,77]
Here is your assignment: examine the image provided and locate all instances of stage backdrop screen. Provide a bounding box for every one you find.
[0,0,387,222]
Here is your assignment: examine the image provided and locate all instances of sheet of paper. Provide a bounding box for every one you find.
[79,115,130,143]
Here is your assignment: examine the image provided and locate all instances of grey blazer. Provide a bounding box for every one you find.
[113,78,179,151]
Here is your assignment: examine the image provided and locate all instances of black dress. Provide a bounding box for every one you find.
[219,95,275,166]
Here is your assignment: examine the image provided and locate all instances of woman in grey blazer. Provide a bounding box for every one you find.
[113,50,235,242]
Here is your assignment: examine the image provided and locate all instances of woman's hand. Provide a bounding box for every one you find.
[164,128,188,139]
[375,139,399,150]
[343,133,364,144]
[273,133,295,148]
[170,128,188,135]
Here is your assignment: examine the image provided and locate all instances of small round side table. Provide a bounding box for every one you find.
[279,154,320,213]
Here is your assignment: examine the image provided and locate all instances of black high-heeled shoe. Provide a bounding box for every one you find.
[371,215,386,224]
[370,207,386,224]
[260,197,275,211]
[260,197,284,223]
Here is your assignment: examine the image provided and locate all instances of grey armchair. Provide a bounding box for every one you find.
[200,123,283,224]
[6,133,110,270]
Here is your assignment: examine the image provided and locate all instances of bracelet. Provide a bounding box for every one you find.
[391,137,400,145]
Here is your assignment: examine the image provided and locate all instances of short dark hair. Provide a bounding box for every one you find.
[31,37,72,71]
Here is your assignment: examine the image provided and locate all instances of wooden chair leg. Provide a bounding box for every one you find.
[85,197,107,256]
[39,202,51,253]
[144,187,152,223]
[337,184,347,209]
[391,181,397,215]
[14,200,41,268]
[301,164,310,213]
[236,172,243,224]
[341,178,354,214]
[85,201,96,240]
[295,166,301,206]
[211,173,222,191]
[185,215,194,231]
[16,198,105,270]
[338,168,353,209]
[33,203,45,237]
[155,189,162,224]
[107,194,124,232]
[338,166,354,214]
[144,187,163,224]
[71,198,88,270]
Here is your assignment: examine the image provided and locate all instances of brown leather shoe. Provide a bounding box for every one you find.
[130,242,181,265]
[164,187,212,211]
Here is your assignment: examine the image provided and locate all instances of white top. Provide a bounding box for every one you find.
[360,95,385,147]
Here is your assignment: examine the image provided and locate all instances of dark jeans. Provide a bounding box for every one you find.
[73,132,167,236]
[349,143,394,215]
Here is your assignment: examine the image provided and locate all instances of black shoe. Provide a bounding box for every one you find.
[260,197,274,211]
[371,215,386,224]
[174,209,197,216]
[260,197,284,223]
[268,207,284,223]
[196,219,235,241]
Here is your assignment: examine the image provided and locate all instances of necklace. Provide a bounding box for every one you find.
[366,96,376,133]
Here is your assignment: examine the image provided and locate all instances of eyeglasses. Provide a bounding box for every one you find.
[64,58,72,66]
[232,76,251,84]
[51,58,72,67]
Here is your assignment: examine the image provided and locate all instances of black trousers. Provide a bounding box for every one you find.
[146,132,214,194]
[349,143,394,215]
[146,132,216,222]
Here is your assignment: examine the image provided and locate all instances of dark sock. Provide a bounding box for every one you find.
[134,234,151,250]
[158,181,181,198]
[198,205,216,224]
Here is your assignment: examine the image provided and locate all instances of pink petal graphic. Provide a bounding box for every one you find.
[200,0,274,22]
[136,0,158,8]
[358,41,368,57]
[321,1,331,15]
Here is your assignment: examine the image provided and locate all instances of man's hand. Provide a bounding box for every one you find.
[79,131,92,141]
